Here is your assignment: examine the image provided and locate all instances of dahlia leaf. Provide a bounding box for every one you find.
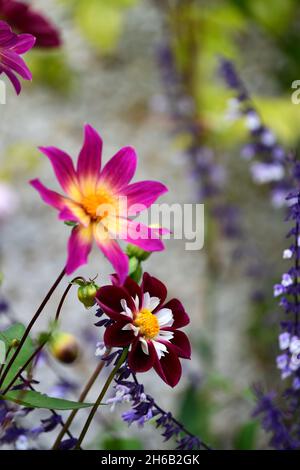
[1,390,95,410]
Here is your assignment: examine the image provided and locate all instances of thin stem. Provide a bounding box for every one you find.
[74,348,128,449]
[1,340,49,395]
[131,373,211,450]
[55,277,84,322]
[52,348,111,450]
[0,267,65,390]
[0,344,13,381]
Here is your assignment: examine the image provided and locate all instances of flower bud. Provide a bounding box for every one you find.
[126,244,150,262]
[77,281,99,308]
[49,332,79,364]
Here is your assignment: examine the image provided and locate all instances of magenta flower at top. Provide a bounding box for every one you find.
[0,20,35,94]
[30,124,168,283]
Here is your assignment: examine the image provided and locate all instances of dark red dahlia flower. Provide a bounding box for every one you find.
[97,273,191,387]
[0,0,61,48]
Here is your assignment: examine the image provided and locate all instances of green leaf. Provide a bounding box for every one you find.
[0,323,34,389]
[64,221,78,227]
[1,390,94,410]
[233,420,259,450]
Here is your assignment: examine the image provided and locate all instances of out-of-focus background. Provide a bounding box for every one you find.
[1,0,300,449]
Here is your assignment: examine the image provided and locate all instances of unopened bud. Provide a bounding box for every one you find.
[10,339,20,348]
[126,244,150,262]
[77,281,99,308]
[49,332,79,364]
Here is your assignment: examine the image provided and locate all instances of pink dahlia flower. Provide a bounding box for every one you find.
[30,125,168,283]
[97,273,191,387]
[0,20,35,94]
[0,0,61,48]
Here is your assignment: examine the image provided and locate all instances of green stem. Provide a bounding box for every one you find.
[0,344,13,381]
[0,267,66,390]
[1,339,49,395]
[74,348,128,450]
[52,349,111,450]
[55,277,84,322]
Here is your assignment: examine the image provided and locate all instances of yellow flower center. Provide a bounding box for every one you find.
[81,188,116,219]
[134,308,160,339]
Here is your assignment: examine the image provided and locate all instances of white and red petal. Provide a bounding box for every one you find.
[155,308,173,328]
[152,340,168,359]
[122,323,139,336]
[96,285,136,321]
[162,299,190,328]
[159,329,191,359]
[128,339,156,373]
[120,299,133,319]
[141,273,167,310]
[153,344,182,388]
[142,292,160,312]
[104,321,135,348]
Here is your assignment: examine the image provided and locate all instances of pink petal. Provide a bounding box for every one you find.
[126,220,165,252]
[65,225,93,275]
[96,285,136,321]
[99,146,137,192]
[11,34,36,54]
[39,146,81,202]
[59,200,90,227]
[30,179,65,211]
[121,181,168,216]
[0,50,32,79]
[77,124,103,194]
[104,320,135,348]
[102,217,164,252]
[142,273,167,309]
[128,339,156,373]
[93,223,129,284]
[153,345,182,387]
[0,66,21,94]
[160,330,191,359]
[0,21,15,45]
[162,299,190,328]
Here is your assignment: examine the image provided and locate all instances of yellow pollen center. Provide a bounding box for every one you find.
[81,188,115,219]
[134,308,160,339]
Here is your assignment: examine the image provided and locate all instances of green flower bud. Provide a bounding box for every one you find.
[126,244,151,261]
[10,339,20,348]
[49,332,79,364]
[77,281,99,308]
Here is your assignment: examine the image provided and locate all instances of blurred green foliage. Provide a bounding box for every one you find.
[58,0,138,54]
[0,143,40,180]
[26,50,73,94]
